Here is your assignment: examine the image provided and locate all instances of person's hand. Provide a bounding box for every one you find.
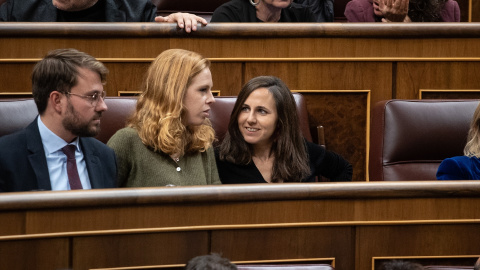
[378,0,409,22]
[154,12,208,33]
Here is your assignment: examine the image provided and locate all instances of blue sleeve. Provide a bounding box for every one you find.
[436,158,466,180]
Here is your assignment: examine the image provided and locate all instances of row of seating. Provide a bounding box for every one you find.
[0,95,477,181]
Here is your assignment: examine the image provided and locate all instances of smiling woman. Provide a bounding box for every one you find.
[107,49,221,188]
[216,76,353,183]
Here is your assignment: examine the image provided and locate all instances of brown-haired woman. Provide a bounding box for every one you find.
[216,76,352,183]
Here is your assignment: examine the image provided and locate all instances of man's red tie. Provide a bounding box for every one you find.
[61,145,83,190]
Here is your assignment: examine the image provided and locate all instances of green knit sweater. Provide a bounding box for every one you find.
[107,127,221,187]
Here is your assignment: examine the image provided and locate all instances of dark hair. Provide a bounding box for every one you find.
[32,48,108,114]
[219,76,310,182]
[380,260,424,270]
[408,0,447,22]
[184,254,237,270]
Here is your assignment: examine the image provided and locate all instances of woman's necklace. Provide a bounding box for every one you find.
[170,153,180,162]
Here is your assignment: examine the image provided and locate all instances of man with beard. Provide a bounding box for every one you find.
[0,0,208,33]
[0,48,117,192]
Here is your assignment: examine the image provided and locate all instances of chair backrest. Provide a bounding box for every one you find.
[0,99,38,137]
[0,93,313,145]
[237,264,334,270]
[369,99,479,181]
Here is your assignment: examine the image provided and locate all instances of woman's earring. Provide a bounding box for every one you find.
[250,0,260,6]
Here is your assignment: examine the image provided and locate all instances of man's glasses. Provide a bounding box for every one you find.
[66,91,106,106]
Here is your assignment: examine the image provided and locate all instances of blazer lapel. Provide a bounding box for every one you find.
[26,119,52,191]
[80,138,104,189]
[105,0,126,22]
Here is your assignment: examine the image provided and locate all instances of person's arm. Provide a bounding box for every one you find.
[308,142,353,182]
[436,158,467,180]
[344,1,369,22]
[106,129,132,187]
[154,12,208,33]
[441,0,461,22]
[320,150,353,181]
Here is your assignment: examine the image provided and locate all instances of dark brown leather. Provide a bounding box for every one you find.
[237,265,334,270]
[98,97,137,143]
[369,99,479,181]
[0,93,313,145]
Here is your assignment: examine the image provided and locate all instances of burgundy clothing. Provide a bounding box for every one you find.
[344,0,460,22]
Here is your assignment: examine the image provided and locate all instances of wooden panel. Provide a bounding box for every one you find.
[103,62,150,96]
[299,92,368,181]
[24,199,357,234]
[73,232,208,270]
[0,212,24,236]
[3,36,480,60]
[420,90,480,99]
[172,37,480,59]
[0,238,70,269]
[211,227,355,270]
[357,224,480,270]
[473,0,480,22]
[0,63,36,93]
[456,0,470,22]
[210,62,243,96]
[244,62,390,118]
[396,62,480,99]
[353,197,480,221]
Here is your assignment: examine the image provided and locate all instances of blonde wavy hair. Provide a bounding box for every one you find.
[128,49,215,155]
[464,103,480,157]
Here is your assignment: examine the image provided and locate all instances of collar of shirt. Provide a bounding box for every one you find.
[37,116,80,154]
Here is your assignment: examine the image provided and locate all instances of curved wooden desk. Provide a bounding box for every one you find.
[0,181,479,270]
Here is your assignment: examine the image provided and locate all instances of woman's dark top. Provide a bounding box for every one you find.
[210,0,316,22]
[57,0,106,22]
[215,141,353,183]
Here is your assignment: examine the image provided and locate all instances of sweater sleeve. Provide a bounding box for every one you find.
[107,128,133,187]
[436,157,466,180]
[206,147,222,185]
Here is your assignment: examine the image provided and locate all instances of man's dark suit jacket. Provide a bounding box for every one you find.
[0,118,117,192]
[0,0,157,22]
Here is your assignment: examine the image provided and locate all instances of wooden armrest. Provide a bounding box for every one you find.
[317,125,325,148]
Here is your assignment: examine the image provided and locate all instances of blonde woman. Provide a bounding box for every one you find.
[107,49,221,187]
[437,103,480,180]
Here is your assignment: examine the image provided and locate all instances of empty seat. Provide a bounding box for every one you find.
[369,99,479,181]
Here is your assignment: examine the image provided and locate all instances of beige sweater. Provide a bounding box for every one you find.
[107,127,221,187]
